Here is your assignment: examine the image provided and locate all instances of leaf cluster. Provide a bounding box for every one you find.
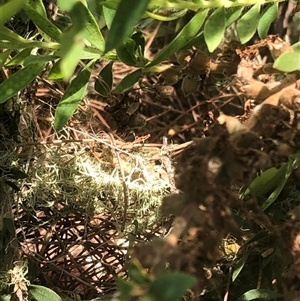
[0,0,298,131]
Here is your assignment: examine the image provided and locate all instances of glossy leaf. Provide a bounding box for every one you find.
[29,285,62,301]
[105,0,150,52]
[237,289,283,301]
[0,0,24,26]
[273,51,300,72]
[147,9,208,67]
[237,3,260,44]
[94,61,113,97]
[54,65,92,130]
[204,7,226,52]
[114,69,142,93]
[149,272,196,301]
[0,63,45,103]
[257,3,278,39]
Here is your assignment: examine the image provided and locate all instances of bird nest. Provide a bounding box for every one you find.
[1,133,174,300]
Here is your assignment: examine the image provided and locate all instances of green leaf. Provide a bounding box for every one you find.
[128,260,151,285]
[232,251,249,282]
[116,38,138,66]
[116,277,133,300]
[132,31,145,56]
[24,1,62,42]
[54,65,92,130]
[257,3,278,39]
[181,75,199,96]
[48,60,64,80]
[59,2,87,80]
[0,0,24,26]
[147,9,208,67]
[24,54,59,65]
[3,167,28,179]
[114,69,142,93]
[0,63,45,103]
[204,7,226,52]
[236,3,260,44]
[273,51,300,72]
[57,0,78,11]
[94,61,113,97]
[29,284,63,301]
[5,48,32,66]
[60,38,84,80]
[0,27,59,49]
[291,41,300,53]
[261,154,300,211]
[25,0,47,17]
[243,166,284,198]
[145,9,187,21]
[0,25,30,44]
[76,2,105,51]
[237,289,283,301]
[0,294,12,301]
[5,180,20,191]
[0,49,11,68]
[105,0,150,52]
[3,217,16,236]
[243,161,292,212]
[225,7,243,27]
[103,5,116,29]
[149,272,196,301]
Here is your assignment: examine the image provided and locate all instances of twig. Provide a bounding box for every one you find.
[106,131,129,232]
[223,266,232,301]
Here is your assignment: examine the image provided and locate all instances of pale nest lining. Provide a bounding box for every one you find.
[21,140,174,232]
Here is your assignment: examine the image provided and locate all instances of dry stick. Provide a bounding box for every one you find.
[37,76,64,96]
[144,21,162,58]
[142,98,183,114]
[33,252,96,290]
[106,131,129,232]
[256,263,262,290]
[223,266,232,301]
[150,101,206,142]
[16,132,192,158]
